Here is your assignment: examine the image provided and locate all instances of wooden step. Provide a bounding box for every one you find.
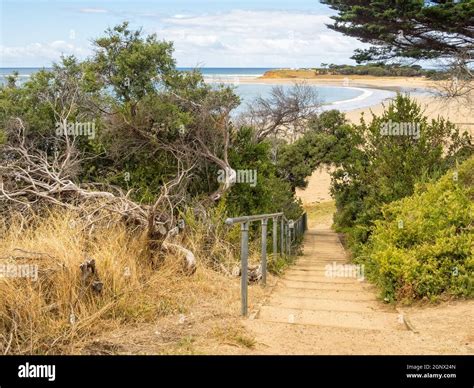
[267,296,385,313]
[282,275,361,284]
[279,279,366,291]
[273,287,379,302]
[257,306,406,331]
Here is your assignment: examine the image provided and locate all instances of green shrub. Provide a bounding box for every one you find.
[226,127,303,220]
[331,94,472,252]
[359,157,474,302]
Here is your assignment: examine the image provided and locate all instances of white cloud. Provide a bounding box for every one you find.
[0,41,90,66]
[153,9,368,67]
[1,9,368,67]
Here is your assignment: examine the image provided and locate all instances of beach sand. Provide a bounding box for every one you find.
[242,74,473,126]
[232,75,473,205]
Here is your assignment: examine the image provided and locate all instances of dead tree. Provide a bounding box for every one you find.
[108,87,240,202]
[238,83,321,142]
[0,118,196,273]
[431,52,473,111]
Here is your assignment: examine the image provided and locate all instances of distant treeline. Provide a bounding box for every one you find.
[273,64,448,78]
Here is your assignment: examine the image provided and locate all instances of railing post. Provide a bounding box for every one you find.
[280,217,284,256]
[240,221,249,316]
[273,216,278,265]
[261,218,268,286]
[288,220,293,256]
[288,226,291,257]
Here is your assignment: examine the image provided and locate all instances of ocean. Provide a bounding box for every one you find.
[0,67,369,110]
[0,67,275,80]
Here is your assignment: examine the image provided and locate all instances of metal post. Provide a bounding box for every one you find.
[280,217,284,256]
[273,217,278,265]
[240,222,249,316]
[286,223,290,256]
[261,218,268,286]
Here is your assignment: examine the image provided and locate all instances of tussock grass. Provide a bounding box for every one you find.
[0,209,259,354]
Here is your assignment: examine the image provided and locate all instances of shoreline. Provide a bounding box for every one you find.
[205,75,413,115]
[259,75,473,206]
[206,75,472,129]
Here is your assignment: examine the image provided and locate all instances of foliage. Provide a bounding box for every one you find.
[315,63,441,78]
[320,0,474,64]
[277,110,353,190]
[0,22,304,232]
[359,157,474,301]
[226,127,303,219]
[330,94,473,251]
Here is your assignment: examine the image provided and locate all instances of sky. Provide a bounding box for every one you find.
[0,0,370,68]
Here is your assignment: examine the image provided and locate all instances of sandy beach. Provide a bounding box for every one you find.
[227,74,473,205]
[241,74,473,125]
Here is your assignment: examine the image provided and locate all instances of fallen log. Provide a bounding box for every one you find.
[162,226,196,275]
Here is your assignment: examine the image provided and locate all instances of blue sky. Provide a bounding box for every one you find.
[0,0,369,67]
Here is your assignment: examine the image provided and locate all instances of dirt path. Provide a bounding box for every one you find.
[85,186,472,355]
[238,151,474,354]
[242,224,474,354]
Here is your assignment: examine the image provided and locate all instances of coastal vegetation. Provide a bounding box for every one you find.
[277,95,473,301]
[0,3,472,354]
[0,23,310,354]
[263,64,443,79]
[361,157,474,302]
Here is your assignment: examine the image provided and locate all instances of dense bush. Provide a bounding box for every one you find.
[359,157,473,302]
[226,127,303,219]
[277,110,352,190]
[330,94,472,251]
[0,23,303,222]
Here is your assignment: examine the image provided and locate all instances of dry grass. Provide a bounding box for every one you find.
[304,200,336,229]
[0,209,266,354]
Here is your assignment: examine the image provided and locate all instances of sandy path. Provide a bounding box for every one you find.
[244,123,474,354]
[242,225,474,354]
[243,226,408,354]
[295,167,334,205]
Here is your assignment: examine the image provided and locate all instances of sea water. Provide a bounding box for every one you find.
[0,67,366,110]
